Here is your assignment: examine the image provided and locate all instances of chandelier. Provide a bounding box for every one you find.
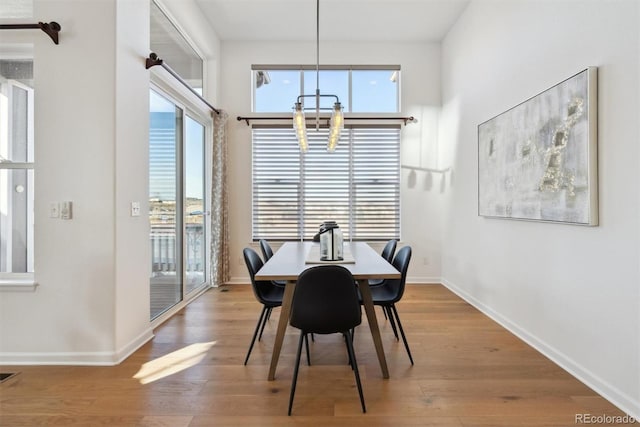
[293,0,344,153]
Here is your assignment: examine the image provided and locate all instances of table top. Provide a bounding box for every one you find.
[255,241,400,281]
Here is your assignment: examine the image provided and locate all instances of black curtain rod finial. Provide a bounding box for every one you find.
[146,52,163,69]
[39,21,61,44]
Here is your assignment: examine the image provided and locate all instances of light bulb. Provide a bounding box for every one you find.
[327,102,343,152]
[293,102,308,152]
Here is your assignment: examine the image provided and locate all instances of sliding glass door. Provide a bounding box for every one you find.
[149,89,208,319]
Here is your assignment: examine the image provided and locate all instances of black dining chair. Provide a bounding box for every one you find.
[287,265,366,415]
[368,239,398,287]
[259,239,315,349]
[381,239,398,263]
[242,247,285,365]
[258,238,274,261]
[367,245,414,365]
[258,239,286,287]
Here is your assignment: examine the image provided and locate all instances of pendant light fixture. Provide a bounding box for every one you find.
[293,0,344,153]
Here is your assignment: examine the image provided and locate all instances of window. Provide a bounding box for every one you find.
[150,0,203,92]
[302,70,349,111]
[0,0,33,18]
[0,51,34,278]
[351,70,399,112]
[253,66,400,113]
[251,65,401,241]
[252,126,400,241]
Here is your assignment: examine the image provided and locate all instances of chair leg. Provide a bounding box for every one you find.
[304,333,311,366]
[288,331,306,416]
[381,305,388,320]
[258,307,271,341]
[343,330,366,413]
[344,330,354,368]
[390,304,414,365]
[244,306,268,365]
[385,306,399,340]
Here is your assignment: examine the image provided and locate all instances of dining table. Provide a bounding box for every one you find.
[254,241,401,380]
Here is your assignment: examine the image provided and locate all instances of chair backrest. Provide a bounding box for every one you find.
[289,265,362,334]
[259,239,274,262]
[386,245,412,303]
[381,239,398,263]
[243,247,276,305]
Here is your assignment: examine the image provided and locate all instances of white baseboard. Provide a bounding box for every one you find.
[0,351,118,366]
[115,328,155,364]
[0,328,155,366]
[226,276,250,285]
[442,278,640,420]
[407,276,442,284]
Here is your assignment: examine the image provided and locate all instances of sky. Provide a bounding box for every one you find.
[255,69,399,113]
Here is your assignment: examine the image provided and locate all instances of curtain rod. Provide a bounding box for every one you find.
[237,116,416,126]
[0,22,61,44]
[145,52,220,115]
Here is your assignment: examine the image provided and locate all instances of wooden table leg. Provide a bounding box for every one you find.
[268,280,296,381]
[357,279,389,379]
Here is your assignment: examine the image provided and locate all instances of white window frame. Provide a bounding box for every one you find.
[2,0,36,290]
[251,65,401,114]
[0,76,36,291]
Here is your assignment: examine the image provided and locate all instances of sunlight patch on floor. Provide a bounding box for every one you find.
[133,341,217,384]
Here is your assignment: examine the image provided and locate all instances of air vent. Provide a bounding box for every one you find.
[0,373,18,383]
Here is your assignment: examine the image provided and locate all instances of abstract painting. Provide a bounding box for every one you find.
[478,67,598,225]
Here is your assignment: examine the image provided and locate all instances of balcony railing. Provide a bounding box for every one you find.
[151,223,204,274]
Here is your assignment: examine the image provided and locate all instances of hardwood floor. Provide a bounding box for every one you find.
[0,284,629,426]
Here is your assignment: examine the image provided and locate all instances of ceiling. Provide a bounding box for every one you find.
[193,0,471,42]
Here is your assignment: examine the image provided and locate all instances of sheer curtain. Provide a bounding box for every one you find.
[210,110,229,286]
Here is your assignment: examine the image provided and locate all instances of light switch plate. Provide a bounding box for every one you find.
[49,202,60,218]
[131,201,141,217]
[60,201,72,220]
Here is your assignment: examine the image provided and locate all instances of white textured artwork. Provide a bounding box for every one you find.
[478,68,598,225]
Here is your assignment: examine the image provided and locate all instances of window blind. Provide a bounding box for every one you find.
[252,126,400,241]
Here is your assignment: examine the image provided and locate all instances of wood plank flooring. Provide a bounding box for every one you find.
[0,284,630,426]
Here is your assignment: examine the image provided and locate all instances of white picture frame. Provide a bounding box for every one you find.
[478,67,598,225]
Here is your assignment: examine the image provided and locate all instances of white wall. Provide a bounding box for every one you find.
[440,0,639,417]
[0,0,153,364]
[0,0,222,365]
[221,40,445,283]
[114,0,154,359]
